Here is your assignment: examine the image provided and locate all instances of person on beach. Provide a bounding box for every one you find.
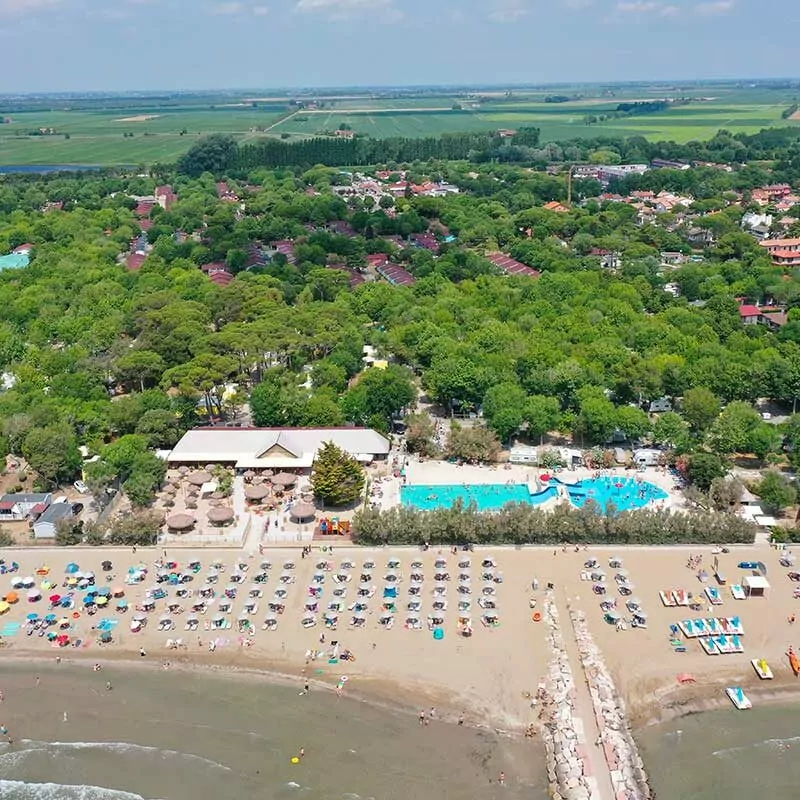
[140,647,147,657]
[419,710,425,725]
[35,676,40,686]
[457,714,464,726]
[790,613,796,625]
[299,748,305,760]
[63,712,68,723]
[498,772,506,786]
[106,681,112,691]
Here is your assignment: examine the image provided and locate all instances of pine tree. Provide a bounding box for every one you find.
[311,441,365,507]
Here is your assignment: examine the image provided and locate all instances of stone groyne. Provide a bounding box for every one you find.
[539,594,596,800]
[568,604,651,800]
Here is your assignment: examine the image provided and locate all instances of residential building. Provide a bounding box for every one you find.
[542,201,570,213]
[167,427,390,471]
[33,503,73,539]
[376,262,416,286]
[738,304,761,325]
[486,252,541,279]
[759,238,800,266]
[0,492,52,521]
[155,185,177,210]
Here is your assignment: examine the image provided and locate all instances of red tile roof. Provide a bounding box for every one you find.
[135,201,154,218]
[126,253,147,271]
[738,304,760,317]
[486,252,541,279]
[376,262,416,286]
[0,501,15,510]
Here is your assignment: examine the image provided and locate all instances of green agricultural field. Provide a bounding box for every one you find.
[0,107,285,166]
[0,83,798,164]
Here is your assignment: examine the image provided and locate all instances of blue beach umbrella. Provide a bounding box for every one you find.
[433,627,444,640]
[26,613,39,621]
[45,613,57,622]
[83,595,95,606]
[66,563,80,574]
[96,587,111,596]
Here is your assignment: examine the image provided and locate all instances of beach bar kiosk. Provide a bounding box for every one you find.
[743,575,770,598]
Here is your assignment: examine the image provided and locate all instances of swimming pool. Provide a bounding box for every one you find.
[400,476,668,512]
[562,475,668,512]
[401,483,558,512]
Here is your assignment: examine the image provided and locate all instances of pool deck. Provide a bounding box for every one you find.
[377,459,685,513]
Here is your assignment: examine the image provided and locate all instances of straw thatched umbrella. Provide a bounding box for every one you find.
[178,466,189,475]
[205,463,217,472]
[186,500,198,510]
[261,469,274,478]
[208,498,222,507]
[165,513,195,531]
[210,491,225,500]
[272,472,297,487]
[301,484,313,494]
[243,470,256,482]
[207,506,234,526]
[187,471,212,486]
[162,485,177,496]
[289,501,316,521]
[245,484,270,501]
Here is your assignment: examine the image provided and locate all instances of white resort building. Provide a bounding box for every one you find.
[166,427,391,473]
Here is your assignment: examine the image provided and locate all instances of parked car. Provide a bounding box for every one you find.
[73,480,89,494]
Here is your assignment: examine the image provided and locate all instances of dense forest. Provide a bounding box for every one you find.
[3,126,800,528]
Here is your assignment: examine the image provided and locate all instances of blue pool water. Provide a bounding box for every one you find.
[401,476,668,512]
[402,483,558,511]
[564,475,668,511]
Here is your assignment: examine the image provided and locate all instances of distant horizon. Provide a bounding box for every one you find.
[0,0,796,94]
[2,78,800,99]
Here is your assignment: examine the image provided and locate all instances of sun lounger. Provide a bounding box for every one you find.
[726,686,751,710]
[659,591,677,607]
[727,616,744,635]
[698,637,719,655]
[672,589,689,606]
[704,586,723,605]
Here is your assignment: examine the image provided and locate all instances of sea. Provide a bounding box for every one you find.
[637,704,800,800]
[0,663,547,800]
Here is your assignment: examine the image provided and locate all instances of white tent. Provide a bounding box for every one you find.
[743,575,770,597]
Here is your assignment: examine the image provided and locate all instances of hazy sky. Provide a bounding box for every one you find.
[0,0,793,93]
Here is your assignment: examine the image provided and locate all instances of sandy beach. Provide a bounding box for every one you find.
[1,537,797,733]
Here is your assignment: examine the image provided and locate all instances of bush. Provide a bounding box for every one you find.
[352,502,756,546]
[107,512,161,546]
[0,527,13,547]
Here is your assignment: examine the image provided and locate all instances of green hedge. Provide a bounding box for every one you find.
[352,501,756,546]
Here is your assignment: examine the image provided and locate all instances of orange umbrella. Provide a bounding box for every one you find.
[5,591,18,604]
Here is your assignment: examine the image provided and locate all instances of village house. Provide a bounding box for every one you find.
[759,237,800,267]
[33,503,73,540]
[0,492,52,521]
[486,252,541,279]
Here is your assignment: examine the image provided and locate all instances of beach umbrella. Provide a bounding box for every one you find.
[26,612,39,621]
[10,577,23,589]
[5,590,18,604]
[66,562,80,574]
[289,501,316,521]
[177,466,189,475]
[96,587,111,596]
[165,513,195,531]
[40,580,54,590]
[96,596,108,606]
[49,594,61,604]
[207,506,235,525]
[0,601,9,614]
[187,471,212,486]
[242,470,256,481]
[245,484,270,501]
[83,595,95,605]
[116,600,128,610]
[21,576,35,588]
[27,589,41,601]
[205,463,217,472]
[100,631,112,643]
[272,472,297,487]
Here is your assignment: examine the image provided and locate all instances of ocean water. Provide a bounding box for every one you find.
[637,704,800,799]
[0,663,547,800]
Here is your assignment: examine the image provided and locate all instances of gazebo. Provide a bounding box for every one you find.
[187,471,212,487]
[289,501,317,521]
[207,506,235,526]
[743,575,770,597]
[245,484,270,502]
[272,472,297,487]
[165,513,196,532]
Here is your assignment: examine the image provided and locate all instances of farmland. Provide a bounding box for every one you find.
[0,82,798,166]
